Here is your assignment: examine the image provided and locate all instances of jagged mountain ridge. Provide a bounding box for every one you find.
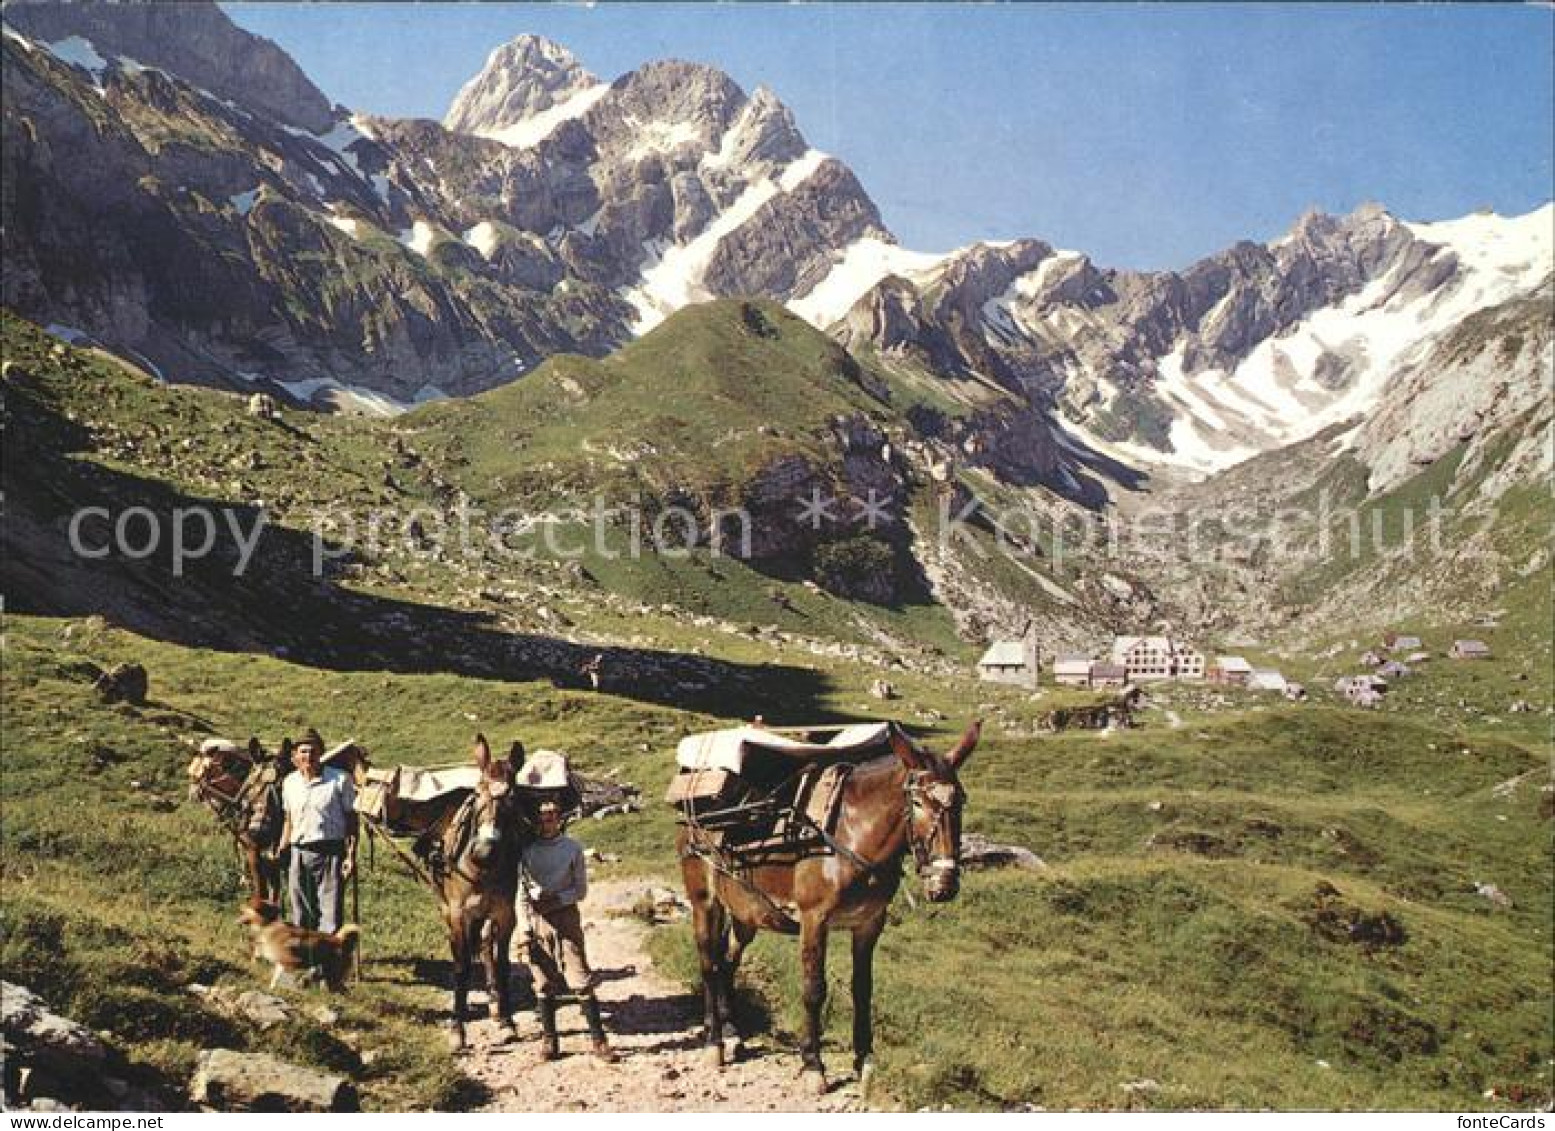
[3,6,1550,507]
[3,0,334,131]
[826,203,1552,481]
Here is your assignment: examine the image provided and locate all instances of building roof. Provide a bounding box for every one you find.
[1248,669,1287,689]
[1091,663,1128,679]
[979,640,1031,668]
[1055,652,1092,665]
[1453,639,1491,653]
[1112,634,1194,656]
[1214,656,1253,673]
[1392,636,1423,649]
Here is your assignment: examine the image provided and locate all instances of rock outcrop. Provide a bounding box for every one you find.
[189,1049,358,1112]
[1,982,164,1111]
[4,0,334,132]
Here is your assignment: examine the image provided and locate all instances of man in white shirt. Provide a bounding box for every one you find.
[280,729,357,933]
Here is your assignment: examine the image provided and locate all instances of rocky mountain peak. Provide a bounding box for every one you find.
[3,0,334,132]
[610,59,746,133]
[443,33,597,135]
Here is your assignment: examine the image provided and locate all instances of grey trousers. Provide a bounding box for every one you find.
[288,842,345,933]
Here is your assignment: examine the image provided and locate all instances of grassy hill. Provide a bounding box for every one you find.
[408,298,887,507]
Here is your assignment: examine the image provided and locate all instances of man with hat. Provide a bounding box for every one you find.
[280,728,357,932]
[520,797,617,1062]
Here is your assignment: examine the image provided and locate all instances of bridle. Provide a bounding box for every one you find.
[435,776,515,886]
[190,750,260,831]
[813,761,964,883]
[904,768,964,884]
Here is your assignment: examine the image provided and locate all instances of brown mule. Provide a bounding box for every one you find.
[433,735,526,1050]
[187,737,294,904]
[678,720,980,1093]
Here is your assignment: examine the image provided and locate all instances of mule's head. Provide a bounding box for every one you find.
[186,738,260,805]
[890,720,980,903]
[469,734,522,868]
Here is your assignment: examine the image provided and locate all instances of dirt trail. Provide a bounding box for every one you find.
[465,880,868,1112]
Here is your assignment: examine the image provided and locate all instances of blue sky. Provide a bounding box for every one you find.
[224,3,1554,271]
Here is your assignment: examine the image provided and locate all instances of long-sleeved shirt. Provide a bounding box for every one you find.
[281,766,355,846]
[520,833,587,910]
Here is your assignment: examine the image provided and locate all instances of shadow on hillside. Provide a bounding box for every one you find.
[1,382,840,720]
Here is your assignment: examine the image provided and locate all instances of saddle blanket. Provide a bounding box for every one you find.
[358,764,482,827]
[675,722,893,774]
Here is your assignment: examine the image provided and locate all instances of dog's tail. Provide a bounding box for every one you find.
[335,923,362,967]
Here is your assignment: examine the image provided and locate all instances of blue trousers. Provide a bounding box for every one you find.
[288,843,345,933]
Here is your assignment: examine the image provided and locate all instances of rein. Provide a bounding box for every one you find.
[689,760,957,883]
[902,769,960,882]
[817,764,958,882]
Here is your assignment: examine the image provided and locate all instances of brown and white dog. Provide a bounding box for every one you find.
[237,898,360,991]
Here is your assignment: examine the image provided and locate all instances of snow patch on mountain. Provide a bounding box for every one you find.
[326,213,363,239]
[623,150,840,333]
[2,24,39,52]
[398,221,441,257]
[789,238,948,327]
[445,34,600,141]
[777,149,828,191]
[624,116,702,161]
[46,35,107,72]
[1405,205,1554,312]
[1141,204,1553,478]
[475,82,609,149]
[981,251,1083,340]
[463,221,501,258]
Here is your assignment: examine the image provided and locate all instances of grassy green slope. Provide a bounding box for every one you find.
[7,611,1549,1110]
[408,298,885,508]
[653,706,1551,1110]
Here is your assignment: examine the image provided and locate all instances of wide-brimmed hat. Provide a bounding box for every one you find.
[295,727,325,753]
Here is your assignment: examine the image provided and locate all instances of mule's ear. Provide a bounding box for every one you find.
[945,719,982,770]
[247,736,262,760]
[278,737,294,763]
[889,722,927,769]
[507,741,525,772]
[474,733,492,771]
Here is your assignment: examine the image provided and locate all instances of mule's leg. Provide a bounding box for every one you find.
[798,913,831,1095]
[850,908,888,1086]
[720,918,757,1054]
[446,911,472,1051]
[257,847,281,907]
[240,839,264,902]
[683,860,728,1067]
[487,906,518,1038]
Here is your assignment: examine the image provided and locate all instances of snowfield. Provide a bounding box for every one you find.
[622,150,839,334]
[475,84,610,149]
[788,238,949,327]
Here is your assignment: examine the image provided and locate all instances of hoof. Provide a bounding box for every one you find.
[701,1042,725,1068]
[857,1061,875,1099]
[721,1024,743,1060]
[801,1068,828,1097]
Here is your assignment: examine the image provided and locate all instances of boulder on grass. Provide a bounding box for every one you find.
[189,1049,357,1112]
[94,663,148,705]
